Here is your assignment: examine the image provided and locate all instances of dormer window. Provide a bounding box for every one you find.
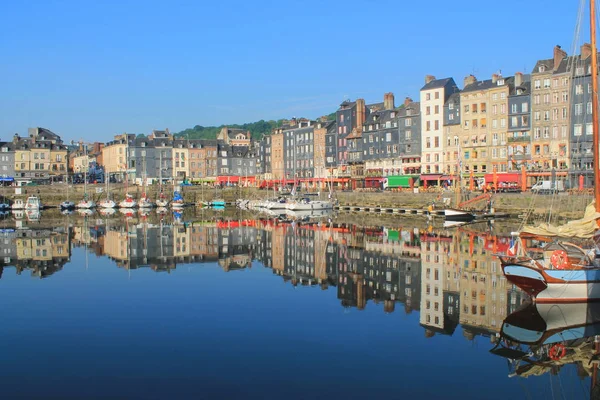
[539,65,546,72]
[498,79,504,85]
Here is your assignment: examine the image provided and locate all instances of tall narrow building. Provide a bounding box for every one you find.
[420,76,459,175]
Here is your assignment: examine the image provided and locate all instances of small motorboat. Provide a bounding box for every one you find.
[60,201,75,210]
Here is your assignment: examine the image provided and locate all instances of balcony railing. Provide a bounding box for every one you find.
[508,136,531,143]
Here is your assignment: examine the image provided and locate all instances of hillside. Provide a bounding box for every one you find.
[175,112,336,140]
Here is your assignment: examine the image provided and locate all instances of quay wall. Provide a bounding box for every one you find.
[0,184,590,219]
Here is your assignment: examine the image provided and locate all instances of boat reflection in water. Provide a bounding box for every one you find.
[492,301,600,396]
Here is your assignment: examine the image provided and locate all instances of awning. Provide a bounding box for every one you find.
[485,173,520,184]
[217,176,240,183]
[0,177,14,182]
[365,177,384,181]
[440,175,455,181]
[420,174,442,182]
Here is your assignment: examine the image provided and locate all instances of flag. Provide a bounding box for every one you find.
[507,237,518,256]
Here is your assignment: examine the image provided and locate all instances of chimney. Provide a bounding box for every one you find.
[404,97,413,106]
[492,73,499,84]
[581,43,592,60]
[514,72,523,87]
[553,45,567,70]
[356,98,366,130]
[425,75,436,84]
[384,92,395,110]
[463,75,477,88]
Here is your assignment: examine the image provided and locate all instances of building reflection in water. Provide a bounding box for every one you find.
[0,217,529,340]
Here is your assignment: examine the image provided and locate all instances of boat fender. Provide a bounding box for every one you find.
[550,250,568,269]
[548,343,567,361]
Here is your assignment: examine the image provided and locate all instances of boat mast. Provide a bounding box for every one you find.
[592,0,600,214]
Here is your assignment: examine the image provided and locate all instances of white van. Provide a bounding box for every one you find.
[531,180,565,194]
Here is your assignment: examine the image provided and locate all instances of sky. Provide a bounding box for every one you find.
[0,0,586,143]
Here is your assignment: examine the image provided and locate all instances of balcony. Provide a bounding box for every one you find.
[508,136,531,143]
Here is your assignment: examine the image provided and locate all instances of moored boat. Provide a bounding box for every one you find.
[25,196,41,211]
[119,193,137,208]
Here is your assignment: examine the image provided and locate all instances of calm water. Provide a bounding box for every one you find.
[0,210,595,399]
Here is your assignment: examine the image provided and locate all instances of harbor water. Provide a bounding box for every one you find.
[0,209,594,399]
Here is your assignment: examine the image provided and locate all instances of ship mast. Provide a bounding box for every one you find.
[591,0,600,214]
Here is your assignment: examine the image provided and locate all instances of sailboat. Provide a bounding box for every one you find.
[99,172,116,208]
[499,1,600,303]
[138,162,154,208]
[60,169,75,210]
[76,151,96,209]
[156,152,169,207]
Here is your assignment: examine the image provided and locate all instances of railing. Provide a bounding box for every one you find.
[507,136,531,143]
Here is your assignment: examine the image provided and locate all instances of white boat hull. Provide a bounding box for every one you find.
[139,199,155,208]
[99,200,117,209]
[119,200,138,208]
[286,201,332,211]
[76,200,96,209]
[502,263,600,303]
[156,200,169,207]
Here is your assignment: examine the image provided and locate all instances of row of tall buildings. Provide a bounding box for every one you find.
[3,45,595,188]
[0,219,525,340]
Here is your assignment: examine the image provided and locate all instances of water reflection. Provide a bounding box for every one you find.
[0,213,526,337]
[493,302,600,396]
[0,212,596,398]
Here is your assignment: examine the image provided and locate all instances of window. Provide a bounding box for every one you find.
[500,119,506,128]
[588,102,592,114]
[587,123,593,135]
[511,104,517,113]
[434,120,439,130]
[492,105,497,115]
[435,92,439,99]
[405,118,412,127]
[426,106,431,115]
[543,79,551,88]
[534,80,541,89]
[426,121,431,131]
[426,93,431,100]
[576,84,584,95]
[575,103,583,115]
[405,131,411,140]
[575,124,583,136]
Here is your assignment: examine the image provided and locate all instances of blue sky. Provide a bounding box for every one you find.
[0,0,583,143]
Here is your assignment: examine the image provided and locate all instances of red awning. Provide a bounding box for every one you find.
[420,174,442,182]
[484,173,520,184]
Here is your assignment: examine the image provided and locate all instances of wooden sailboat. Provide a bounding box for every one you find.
[499,0,600,303]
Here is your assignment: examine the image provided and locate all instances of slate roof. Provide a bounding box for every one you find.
[397,101,421,117]
[421,77,454,91]
[445,92,461,106]
[531,58,554,74]
[462,76,514,93]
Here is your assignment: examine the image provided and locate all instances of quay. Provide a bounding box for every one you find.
[0,184,591,220]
